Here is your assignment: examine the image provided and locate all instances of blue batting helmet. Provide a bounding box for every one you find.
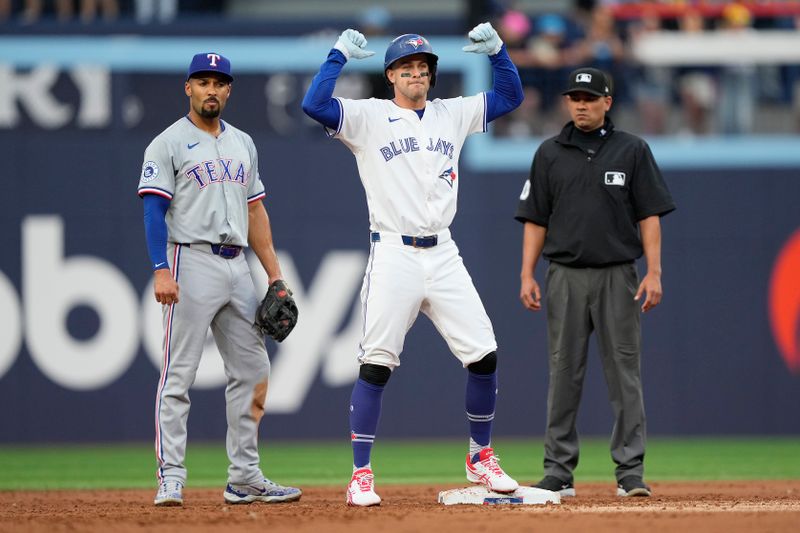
[383,33,438,87]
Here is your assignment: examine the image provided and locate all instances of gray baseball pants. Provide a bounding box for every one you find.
[155,243,270,486]
[542,261,646,482]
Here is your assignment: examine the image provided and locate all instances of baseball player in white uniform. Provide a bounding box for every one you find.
[302,24,524,506]
[138,52,301,507]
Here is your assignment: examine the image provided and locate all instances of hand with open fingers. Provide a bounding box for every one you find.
[334,29,376,60]
[634,272,662,312]
[462,21,503,55]
[520,276,542,311]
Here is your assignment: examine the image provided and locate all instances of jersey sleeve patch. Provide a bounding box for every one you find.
[140,161,160,182]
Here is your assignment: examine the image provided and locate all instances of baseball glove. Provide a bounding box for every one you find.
[254,280,298,342]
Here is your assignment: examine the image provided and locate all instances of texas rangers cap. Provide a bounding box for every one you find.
[562,67,611,97]
[187,52,233,82]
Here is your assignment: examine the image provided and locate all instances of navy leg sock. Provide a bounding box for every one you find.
[350,378,385,468]
[466,370,497,460]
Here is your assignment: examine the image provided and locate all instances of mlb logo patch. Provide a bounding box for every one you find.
[604,171,626,186]
[576,73,592,83]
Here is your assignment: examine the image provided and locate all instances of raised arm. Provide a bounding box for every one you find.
[462,22,524,122]
[301,29,374,130]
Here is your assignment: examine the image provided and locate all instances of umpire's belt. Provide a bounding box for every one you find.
[370,229,450,248]
[180,243,242,259]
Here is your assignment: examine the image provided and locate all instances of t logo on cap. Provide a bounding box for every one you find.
[187,52,233,83]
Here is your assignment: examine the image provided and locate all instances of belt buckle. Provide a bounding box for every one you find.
[410,235,437,248]
[217,245,240,259]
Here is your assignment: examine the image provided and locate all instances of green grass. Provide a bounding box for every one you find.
[0,437,798,490]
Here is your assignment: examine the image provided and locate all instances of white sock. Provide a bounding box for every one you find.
[469,438,490,460]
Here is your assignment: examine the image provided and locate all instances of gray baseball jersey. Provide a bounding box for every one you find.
[139,115,271,487]
[138,116,266,245]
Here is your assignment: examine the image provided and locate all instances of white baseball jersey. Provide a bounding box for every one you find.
[137,116,266,245]
[329,94,487,236]
[325,94,496,368]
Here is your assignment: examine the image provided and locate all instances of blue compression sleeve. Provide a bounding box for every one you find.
[142,194,170,270]
[485,45,524,123]
[301,49,346,130]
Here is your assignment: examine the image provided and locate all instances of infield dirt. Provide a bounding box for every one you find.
[2,480,799,532]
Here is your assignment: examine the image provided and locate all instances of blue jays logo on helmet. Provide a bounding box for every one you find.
[384,33,439,87]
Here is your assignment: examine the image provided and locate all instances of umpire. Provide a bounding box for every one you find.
[515,67,675,497]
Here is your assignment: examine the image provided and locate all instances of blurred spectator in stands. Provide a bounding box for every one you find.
[360,6,393,98]
[0,0,9,22]
[773,14,800,132]
[21,0,73,23]
[674,9,716,135]
[499,8,533,69]
[135,0,177,24]
[529,13,566,70]
[464,0,505,33]
[21,0,44,23]
[495,10,579,136]
[528,13,577,129]
[626,7,670,134]
[20,0,118,23]
[360,5,391,36]
[494,8,538,136]
[79,0,118,23]
[716,2,756,134]
[571,0,596,34]
[572,5,625,98]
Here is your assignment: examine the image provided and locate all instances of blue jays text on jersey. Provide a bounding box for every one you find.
[185,158,249,189]
[379,137,456,162]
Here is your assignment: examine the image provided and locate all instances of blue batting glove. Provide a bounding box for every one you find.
[462,22,503,55]
[334,29,376,60]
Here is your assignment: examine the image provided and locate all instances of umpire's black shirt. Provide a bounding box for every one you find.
[515,117,676,268]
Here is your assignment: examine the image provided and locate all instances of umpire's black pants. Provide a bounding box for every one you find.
[542,261,646,483]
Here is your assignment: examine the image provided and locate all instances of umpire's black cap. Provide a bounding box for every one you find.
[562,67,611,97]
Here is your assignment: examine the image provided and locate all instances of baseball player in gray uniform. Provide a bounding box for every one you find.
[303,24,524,506]
[138,52,301,506]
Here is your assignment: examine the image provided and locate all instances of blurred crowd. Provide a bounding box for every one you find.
[486,0,800,137]
[0,0,223,24]
[4,0,800,137]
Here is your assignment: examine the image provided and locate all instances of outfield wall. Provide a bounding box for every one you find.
[0,43,798,442]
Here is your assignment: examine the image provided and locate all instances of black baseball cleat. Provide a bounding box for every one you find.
[616,476,651,497]
[533,475,576,497]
